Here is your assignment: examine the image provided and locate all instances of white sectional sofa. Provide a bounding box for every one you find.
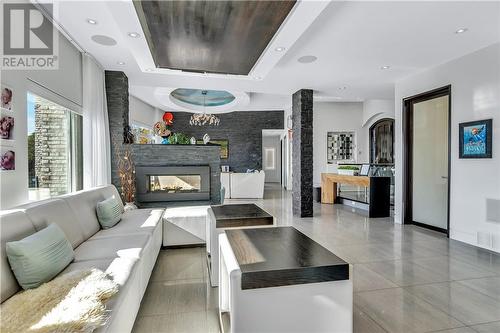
[0,185,164,333]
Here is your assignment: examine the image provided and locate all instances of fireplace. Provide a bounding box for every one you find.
[136,165,210,202]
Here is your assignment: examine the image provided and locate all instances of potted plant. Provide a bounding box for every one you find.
[337,165,359,176]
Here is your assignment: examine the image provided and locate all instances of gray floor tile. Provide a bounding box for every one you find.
[458,277,500,301]
[353,264,398,292]
[411,256,497,281]
[365,259,450,286]
[132,311,209,333]
[353,306,387,333]
[470,321,500,333]
[150,248,204,282]
[133,185,500,331]
[355,288,462,333]
[138,279,209,316]
[405,282,500,325]
[429,327,475,333]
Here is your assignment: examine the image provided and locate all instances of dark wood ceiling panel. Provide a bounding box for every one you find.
[134,0,296,75]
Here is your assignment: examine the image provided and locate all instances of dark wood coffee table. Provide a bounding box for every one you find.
[207,204,275,287]
[218,227,352,333]
[210,204,274,228]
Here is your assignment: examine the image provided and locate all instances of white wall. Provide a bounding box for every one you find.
[395,43,500,252]
[0,31,83,209]
[262,135,281,182]
[362,99,395,128]
[312,102,367,186]
[129,95,162,128]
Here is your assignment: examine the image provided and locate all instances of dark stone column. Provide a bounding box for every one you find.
[292,89,313,217]
[105,71,129,190]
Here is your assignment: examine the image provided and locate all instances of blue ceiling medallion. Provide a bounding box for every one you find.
[171,89,235,107]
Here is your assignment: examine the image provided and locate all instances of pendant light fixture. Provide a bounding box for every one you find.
[189,90,220,126]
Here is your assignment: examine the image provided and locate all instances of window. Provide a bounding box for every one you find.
[27,92,83,200]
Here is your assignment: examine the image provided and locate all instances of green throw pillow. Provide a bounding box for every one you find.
[96,196,123,229]
[6,223,74,290]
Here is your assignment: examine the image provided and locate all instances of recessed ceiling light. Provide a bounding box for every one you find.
[275,47,285,52]
[117,61,125,65]
[381,65,390,70]
[86,18,97,25]
[145,68,154,72]
[455,28,468,34]
[128,32,140,38]
[298,55,317,64]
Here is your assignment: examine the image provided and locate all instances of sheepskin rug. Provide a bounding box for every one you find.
[1,269,119,333]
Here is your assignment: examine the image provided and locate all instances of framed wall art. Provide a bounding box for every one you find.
[459,119,492,159]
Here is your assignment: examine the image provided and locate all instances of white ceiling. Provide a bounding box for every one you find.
[45,1,500,111]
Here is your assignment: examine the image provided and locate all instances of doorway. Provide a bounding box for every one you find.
[403,85,451,235]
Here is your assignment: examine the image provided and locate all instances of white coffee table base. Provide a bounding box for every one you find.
[218,233,353,333]
[162,205,209,247]
[207,209,275,287]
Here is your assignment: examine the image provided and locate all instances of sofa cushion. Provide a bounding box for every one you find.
[62,185,123,239]
[62,257,136,287]
[0,210,37,302]
[6,224,74,289]
[74,234,150,262]
[91,208,163,239]
[20,198,85,249]
[96,196,123,229]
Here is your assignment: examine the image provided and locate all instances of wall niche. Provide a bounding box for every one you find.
[370,118,394,164]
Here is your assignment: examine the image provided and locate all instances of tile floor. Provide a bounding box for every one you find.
[132,185,500,333]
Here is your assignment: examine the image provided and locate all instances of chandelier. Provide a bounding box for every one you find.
[189,113,220,126]
[189,90,220,126]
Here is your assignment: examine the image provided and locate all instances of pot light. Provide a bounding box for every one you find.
[86,18,97,25]
[128,32,140,38]
[455,28,468,34]
[117,61,125,65]
[275,46,286,52]
[145,68,154,72]
[381,65,390,70]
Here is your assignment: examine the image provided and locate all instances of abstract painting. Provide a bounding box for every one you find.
[459,119,492,158]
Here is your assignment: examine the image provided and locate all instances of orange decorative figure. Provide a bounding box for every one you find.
[163,112,174,125]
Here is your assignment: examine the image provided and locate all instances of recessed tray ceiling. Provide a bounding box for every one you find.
[133,0,296,75]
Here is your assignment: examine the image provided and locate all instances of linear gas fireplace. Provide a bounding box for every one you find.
[136,165,210,202]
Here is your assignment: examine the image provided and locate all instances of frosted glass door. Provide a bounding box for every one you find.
[412,95,449,229]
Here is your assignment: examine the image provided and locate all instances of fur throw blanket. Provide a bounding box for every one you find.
[1,269,119,333]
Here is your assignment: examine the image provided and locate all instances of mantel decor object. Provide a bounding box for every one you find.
[459,119,493,159]
[153,112,175,144]
[112,133,136,207]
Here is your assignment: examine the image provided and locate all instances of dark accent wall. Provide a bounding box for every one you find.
[292,89,313,217]
[169,111,284,172]
[105,71,129,190]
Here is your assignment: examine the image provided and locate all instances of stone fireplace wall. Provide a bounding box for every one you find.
[105,71,221,205]
[131,145,221,205]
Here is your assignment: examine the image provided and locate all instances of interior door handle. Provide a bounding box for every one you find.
[441,176,448,179]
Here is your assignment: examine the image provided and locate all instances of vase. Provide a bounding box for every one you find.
[124,202,138,211]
